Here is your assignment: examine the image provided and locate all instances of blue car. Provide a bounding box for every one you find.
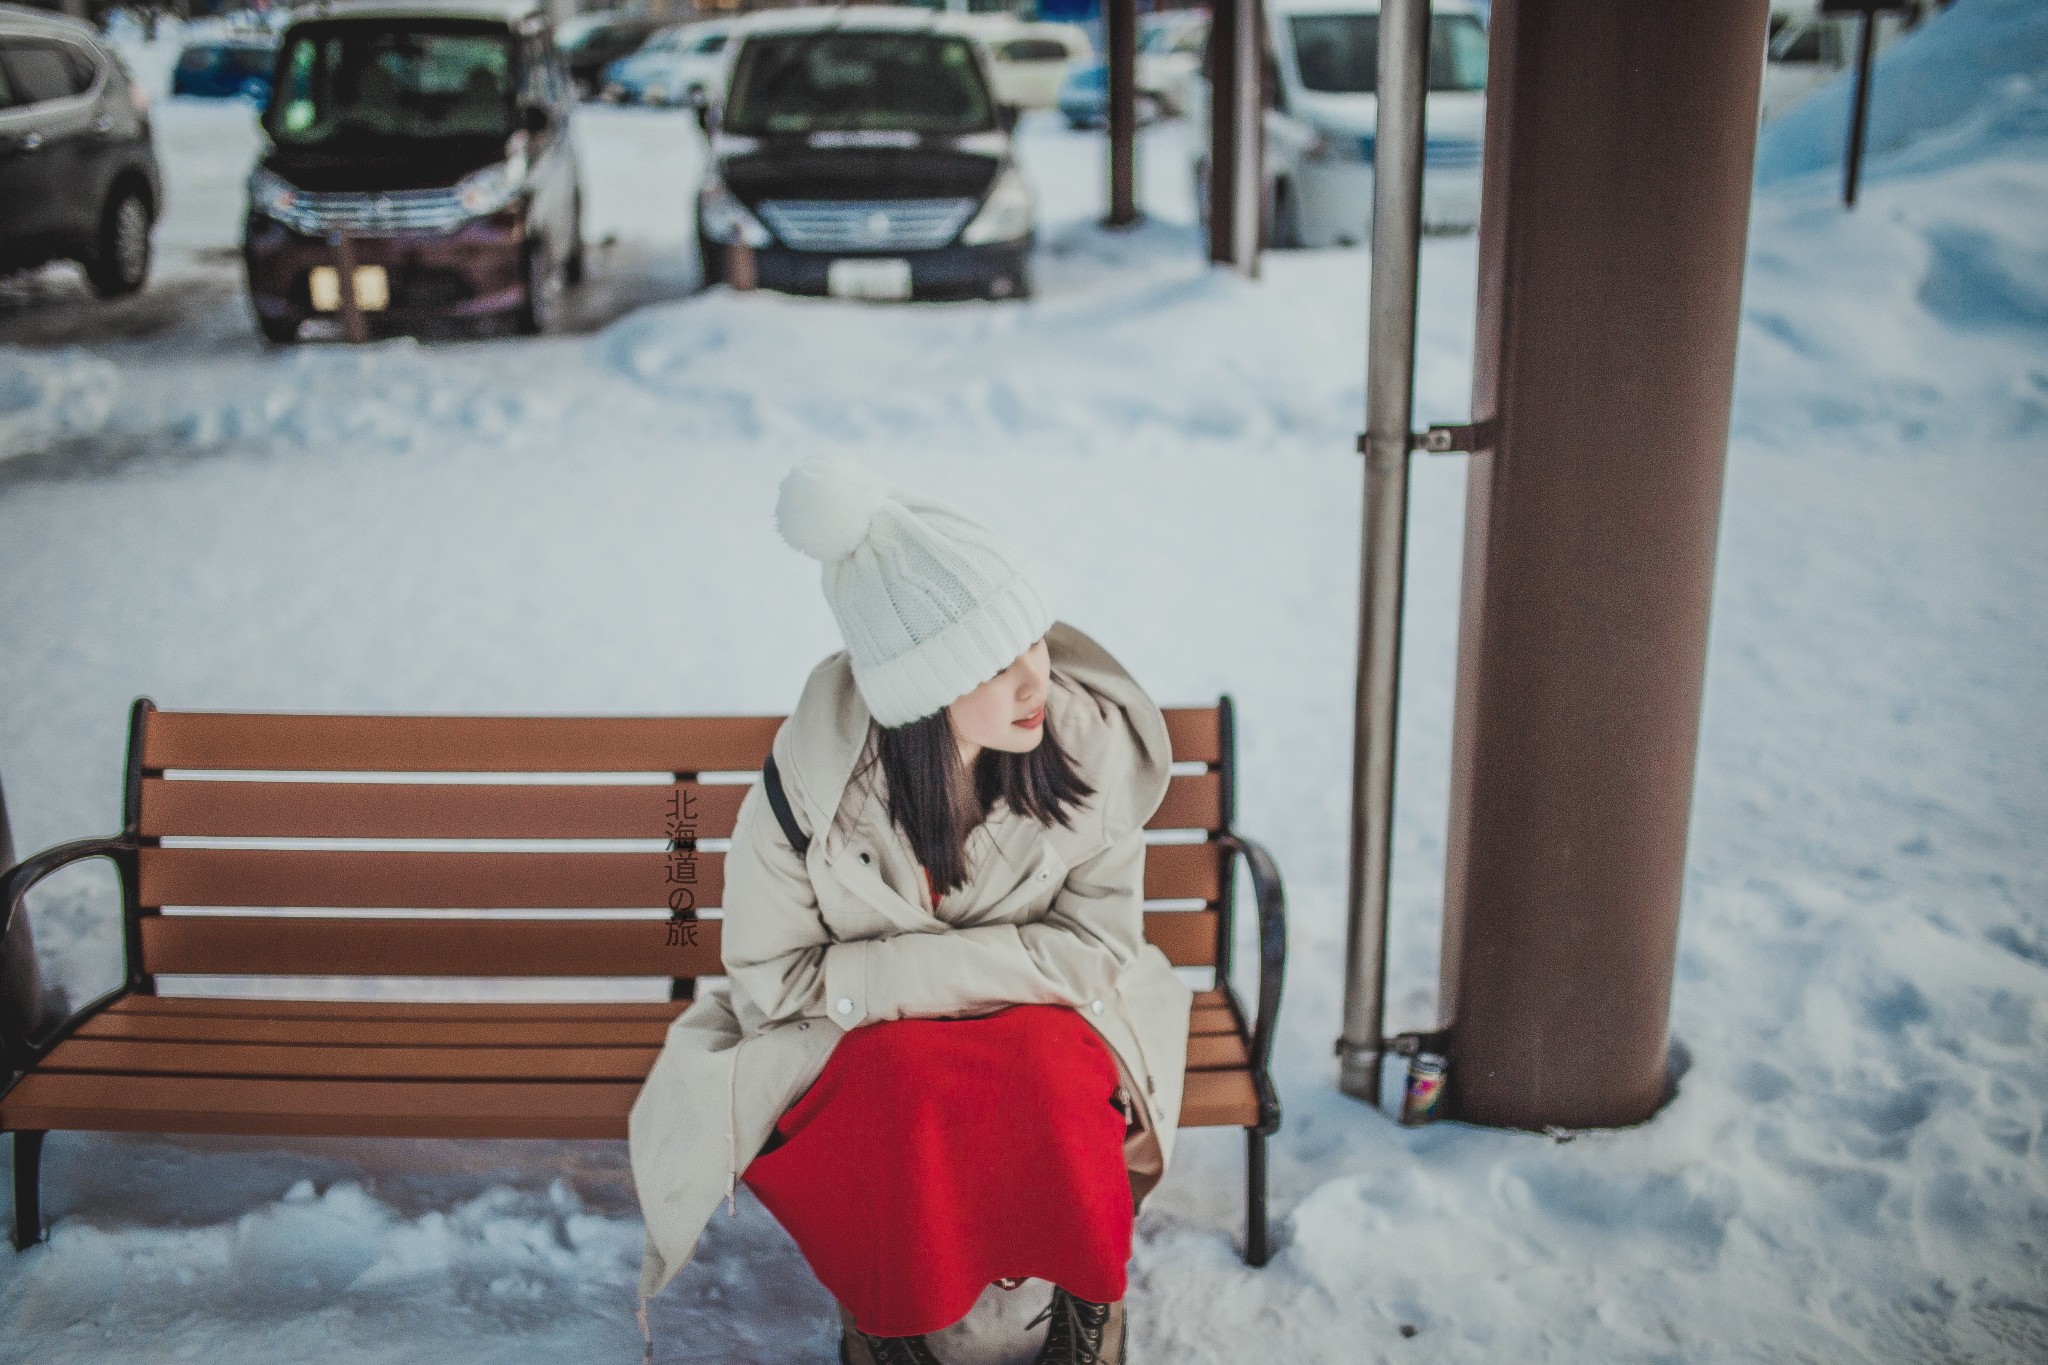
[1057,61,1164,130]
[171,39,276,103]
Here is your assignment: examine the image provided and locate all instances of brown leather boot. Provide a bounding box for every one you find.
[837,1303,944,1365]
[1027,1286,1125,1365]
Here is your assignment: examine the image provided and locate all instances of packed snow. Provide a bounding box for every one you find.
[1,2,2044,1361]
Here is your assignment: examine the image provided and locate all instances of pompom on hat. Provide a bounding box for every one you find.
[775,455,1055,727]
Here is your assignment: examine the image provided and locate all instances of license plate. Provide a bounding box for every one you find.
[826,258,911,301]
[309,264,390,312]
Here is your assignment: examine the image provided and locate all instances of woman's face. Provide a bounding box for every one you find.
[947,635,1051,763]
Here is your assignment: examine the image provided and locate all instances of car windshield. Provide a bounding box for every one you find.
[1288,13,1489,94]
[268,19,517,146]
[722,31,994,135]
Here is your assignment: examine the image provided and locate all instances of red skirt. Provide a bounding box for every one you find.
[742,1002,1134,1337]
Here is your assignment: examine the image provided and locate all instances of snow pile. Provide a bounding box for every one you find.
[3,1177,648,1365]
[1738,0,2048,452]
[1756,0,2048,187]
[0,347,118,461]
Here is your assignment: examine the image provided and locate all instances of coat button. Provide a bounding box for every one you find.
[836,997,854,1015]
[1090,999,1105,1015]
[858,852,870,864]
[1036,869,1049,881]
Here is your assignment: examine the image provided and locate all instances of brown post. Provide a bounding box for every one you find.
[1436,0,1768,1129]
[332,233,368,345]
[1207,0,1263,270]
[1105,0,1139,228]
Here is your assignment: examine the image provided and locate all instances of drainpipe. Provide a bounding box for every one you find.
[1335,0,1431,1104]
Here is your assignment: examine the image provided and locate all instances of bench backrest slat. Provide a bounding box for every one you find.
[138,911,1222,977]
[134,844,1219,910]
[131,705,1233,987]
[142,709,1224,772]
[136,769,1226,840]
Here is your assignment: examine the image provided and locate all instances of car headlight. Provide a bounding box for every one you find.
[698,174,771,248]
[960,164,1033,245]
[248,165,301,224]
[455,134,530,217]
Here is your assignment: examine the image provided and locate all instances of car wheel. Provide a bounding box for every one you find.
[1269,179,1304,250]
[516,239,563,335]
[86,186,152,298]
[697,231,724,291]
[564,195,587,285]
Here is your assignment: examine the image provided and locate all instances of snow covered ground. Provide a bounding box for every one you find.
[1,3,2044,1361]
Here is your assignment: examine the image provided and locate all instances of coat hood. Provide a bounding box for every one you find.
[770,618,1174,864]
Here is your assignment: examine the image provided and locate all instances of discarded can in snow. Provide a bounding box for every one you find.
[1400,1053,1448,1125]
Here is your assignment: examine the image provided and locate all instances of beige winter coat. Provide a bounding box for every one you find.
[629,619,1192,1302]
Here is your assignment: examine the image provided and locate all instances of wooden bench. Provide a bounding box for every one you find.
[1,697,1285,1261]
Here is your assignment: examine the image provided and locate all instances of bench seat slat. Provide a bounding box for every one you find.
[77,1013,681,1047]
[106,996,690,1022]
[0,1073,642,1139]
[3,1061,1260,1136]
[40,1039,663,1082]
[140,771,1227,840]
[137,844,1222,909]
[138,910,1224,976]
[40,1033,1248,1084]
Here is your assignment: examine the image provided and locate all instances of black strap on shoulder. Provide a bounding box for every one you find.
[760,751,811,858]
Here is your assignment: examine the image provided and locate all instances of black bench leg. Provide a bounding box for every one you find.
[1245,1126,1270,1267]
[12,1130,46,1250]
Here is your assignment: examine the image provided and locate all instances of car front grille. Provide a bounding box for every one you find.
[271,187,472,236]
[756,198,979,253]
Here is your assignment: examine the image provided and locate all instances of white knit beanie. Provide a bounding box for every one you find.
[774,455,1055,728]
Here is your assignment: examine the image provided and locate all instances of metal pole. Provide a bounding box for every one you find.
[1231,0,1264,277]
[1842,8,1878,207]
[1106,0,1139,228]
[1436,0,1767,1129]
[1335,0,1430,1105]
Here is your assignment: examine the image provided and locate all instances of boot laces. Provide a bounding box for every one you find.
[1027,1286,1113,1365]
[855,1328,941,1365]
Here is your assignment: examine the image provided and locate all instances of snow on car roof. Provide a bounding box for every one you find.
[731,5,960,39]
[1266,0,1480,14]
[281,0,548,26]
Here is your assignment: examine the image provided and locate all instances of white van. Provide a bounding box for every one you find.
[1189,0,1489,246]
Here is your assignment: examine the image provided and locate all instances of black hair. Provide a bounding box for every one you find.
[848,669,1097,899]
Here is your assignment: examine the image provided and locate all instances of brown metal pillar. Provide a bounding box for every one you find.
[1105,0,1139,228]
[1206,0,1261,270]
[1436,0,1768,1129]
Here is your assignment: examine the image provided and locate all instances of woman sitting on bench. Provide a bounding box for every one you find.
[630,454,1192,1365]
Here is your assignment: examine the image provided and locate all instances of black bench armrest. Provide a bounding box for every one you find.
[1217,831,1285,1135]
[1,836,132,1085]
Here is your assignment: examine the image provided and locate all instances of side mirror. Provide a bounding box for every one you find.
[996,102,1020,134]
[691,87,713,133]
[524,104,552,136]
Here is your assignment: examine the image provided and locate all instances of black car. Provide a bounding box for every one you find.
[242,0,584,342]
[0,2,161,296]
[697,10,1034,302]
[556,13,661,99]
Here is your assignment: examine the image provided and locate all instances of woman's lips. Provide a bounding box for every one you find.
[1014,706,1044,729]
